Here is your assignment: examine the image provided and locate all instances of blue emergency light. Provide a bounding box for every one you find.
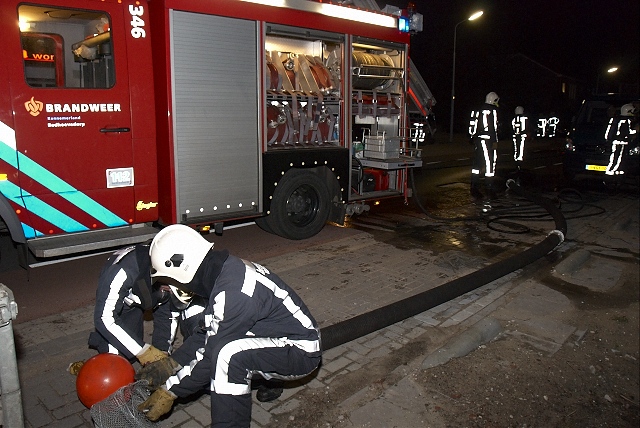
[397,16,410,33]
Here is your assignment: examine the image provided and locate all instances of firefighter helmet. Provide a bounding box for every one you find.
[515,106,524,115]
[621,103,636,117]
[485,92,499,106]
[76,353,135,408]
[149,224,213,285]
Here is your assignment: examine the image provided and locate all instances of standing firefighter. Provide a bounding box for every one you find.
[469,92,500,199]
[511,105,529,184]
[511,106,528,168]
[137,224,322,426]
[605,103,638,175]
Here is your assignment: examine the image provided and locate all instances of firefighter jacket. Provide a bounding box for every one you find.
[93,245,155,360]
[511,114,528,136]
[151,295,207,361]
[605,116,636,145]
[469,103,499,142]
[166,250,321,398]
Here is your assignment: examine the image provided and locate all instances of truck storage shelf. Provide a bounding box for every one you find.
[358,157,422,169]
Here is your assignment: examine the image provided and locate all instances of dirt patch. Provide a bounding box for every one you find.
[419,302,639,427]
[266,298,639,428]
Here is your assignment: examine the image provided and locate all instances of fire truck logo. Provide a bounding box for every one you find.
[24,97,44,117]
[136,200,158,211]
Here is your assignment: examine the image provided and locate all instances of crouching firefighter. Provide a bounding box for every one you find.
[86,243,173,366]
[136,224,322,427]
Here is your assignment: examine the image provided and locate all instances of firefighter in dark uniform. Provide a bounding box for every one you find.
[87,244,169,366]
[511,106,528,167]
[469,91,500,199]
[511,105,529,185]
[137,224,322,427]
[605,103,638,176]
[86,244,206,366]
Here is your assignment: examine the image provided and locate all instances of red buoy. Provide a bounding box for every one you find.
[76,353,135,408]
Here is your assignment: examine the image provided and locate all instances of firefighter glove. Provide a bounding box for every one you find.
[138,386,177,421]
[136,344,167,366]
[135,356,181,391]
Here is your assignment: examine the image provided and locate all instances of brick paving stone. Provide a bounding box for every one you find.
[367,345,392,359]
[251,402,273,426]
[345,341,372,356]
[321,345,345,361]
[52,400,86,419]
[450,308,477,323]
[37,383,69,410]
[271,398,301,415]
[404,326,427,339]
[159,408,192,427]
[362,334,391,349]
[24,403,53,428]
[384,323,408,336]
[346,362,363,372]
[388,341,404,350]
[185,400,211,424]
[321,356,352,374]
[46,414,86,428]
[314,367,330,381]
[413,313,441,326]
[457,293,480,305]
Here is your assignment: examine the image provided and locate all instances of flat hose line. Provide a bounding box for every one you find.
[320,179,567,351]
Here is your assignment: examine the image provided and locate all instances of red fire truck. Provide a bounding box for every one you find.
[0,0,431,267]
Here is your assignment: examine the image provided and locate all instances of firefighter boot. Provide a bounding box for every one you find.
[470,181,483,200]
[256,380,284,402]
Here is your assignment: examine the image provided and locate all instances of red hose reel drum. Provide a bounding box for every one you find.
[351,51,395,90]
[303,104,333,145]
[267,103,290,146]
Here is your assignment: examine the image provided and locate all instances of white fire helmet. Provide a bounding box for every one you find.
[621,103,636,117]
[485,92,500,106]
[149,224,213,285]
[515,106,524,115]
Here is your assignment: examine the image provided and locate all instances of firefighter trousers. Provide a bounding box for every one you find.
[208,337,321,427]
[471,137,496,189]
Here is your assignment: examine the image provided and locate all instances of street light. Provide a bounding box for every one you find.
[449,10,484,143]
[595,66,618,94]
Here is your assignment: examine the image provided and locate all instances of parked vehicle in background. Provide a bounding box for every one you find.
[564,95,639,180]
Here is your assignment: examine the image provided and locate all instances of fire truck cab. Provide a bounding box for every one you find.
[0,0,428,267]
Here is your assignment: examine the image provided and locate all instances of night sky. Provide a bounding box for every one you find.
[375,0,639,126]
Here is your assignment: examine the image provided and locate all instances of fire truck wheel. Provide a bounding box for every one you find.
[269,169,331,240]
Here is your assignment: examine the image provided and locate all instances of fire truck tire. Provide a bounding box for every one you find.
[269,169,331,240]
[254,216,276,235]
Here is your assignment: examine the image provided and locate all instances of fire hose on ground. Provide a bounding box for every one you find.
[320,178,567,351]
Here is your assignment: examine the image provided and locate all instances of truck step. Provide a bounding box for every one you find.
[27,225,159,258]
